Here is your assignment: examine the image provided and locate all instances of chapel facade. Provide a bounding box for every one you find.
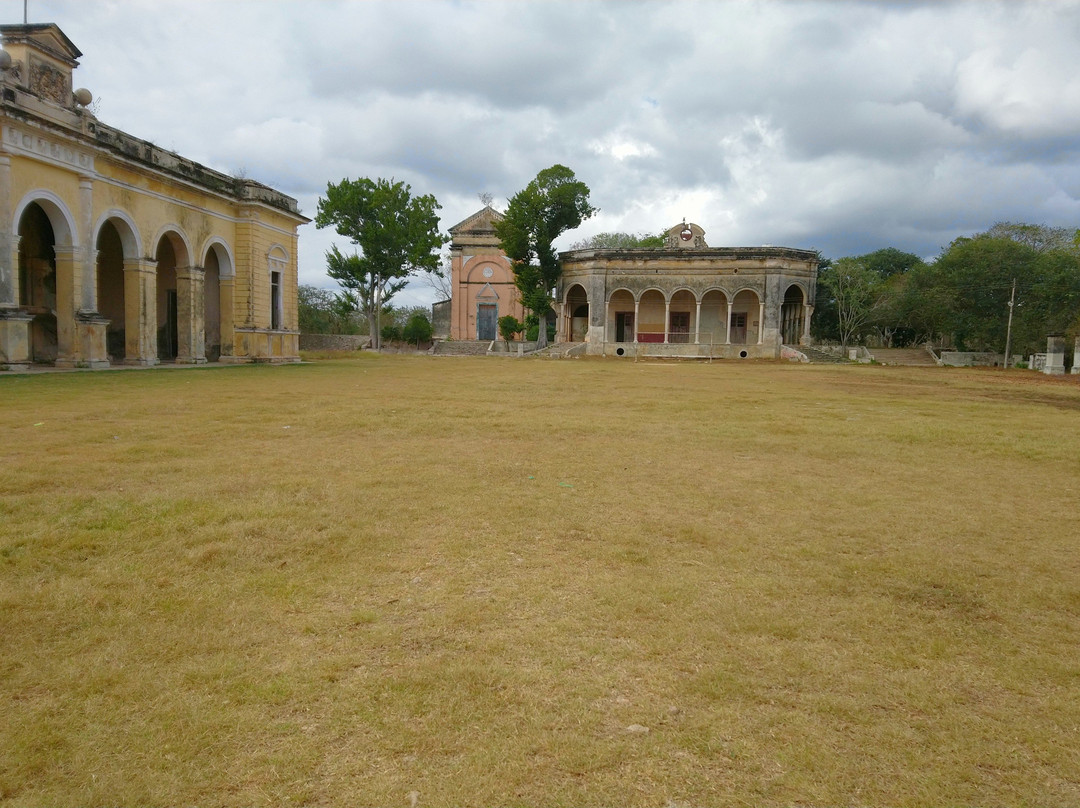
[0,23,308,370]
[446,205,525,341]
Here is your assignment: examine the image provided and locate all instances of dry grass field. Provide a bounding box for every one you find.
[2,354,1080,806]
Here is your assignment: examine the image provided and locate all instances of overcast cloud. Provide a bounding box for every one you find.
[9,0,1080,306]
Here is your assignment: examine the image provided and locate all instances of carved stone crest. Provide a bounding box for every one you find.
[30,57,68,104]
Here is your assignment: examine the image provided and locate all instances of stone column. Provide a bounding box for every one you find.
[123,258,158,365]
[663,298,670,343]
[175,265,207,364]
[0,154,32,369]
[78,177,96,312]
[1044,334,1066,376]
[757,301,765,345]
[52,246,79,367]
[1073,336,1080,375]
[802,304,814,345]
[633,298,640,342]
[725,301,733,344]
[0,155,14,308]
[217,276,237,362]
[694,299,701,344]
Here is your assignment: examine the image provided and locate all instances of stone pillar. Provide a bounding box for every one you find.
[175,265,207,364]
[725,301,732,344]
[123,258,158,365]
[802,304,813,345]
[0,155,31,369]
[694,299,701,344]
[74,311,110,368]
[1073,336,1080,375]
[78,177,96,312]
[1044,334,1066,376]
[757,301,765,345]
[217,276,237,362]
[633,298,640,342]
[0,155,14,308]
[663,298,670,343]
[52,246,79,367]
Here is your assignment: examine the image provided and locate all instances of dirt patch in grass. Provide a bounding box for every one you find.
[2,357,1079,806]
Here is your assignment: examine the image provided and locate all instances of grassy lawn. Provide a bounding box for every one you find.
[2,355,1079,806]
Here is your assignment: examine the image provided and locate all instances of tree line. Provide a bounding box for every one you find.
[814,223,1080,356]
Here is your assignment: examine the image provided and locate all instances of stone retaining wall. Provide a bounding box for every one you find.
[299,334,371,351]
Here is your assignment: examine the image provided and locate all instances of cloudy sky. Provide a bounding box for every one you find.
[8,0,1080,306]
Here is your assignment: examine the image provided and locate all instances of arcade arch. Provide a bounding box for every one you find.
[564,283,588,342]
[781,284,807,345]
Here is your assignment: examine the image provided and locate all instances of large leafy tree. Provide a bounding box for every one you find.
[315,178,447,349]
[819,256,892,349]
[494,165,596,349]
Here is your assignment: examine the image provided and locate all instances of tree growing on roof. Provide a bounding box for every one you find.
[315,177,447,349]
[568,231,665,250]
[494,165,596,350]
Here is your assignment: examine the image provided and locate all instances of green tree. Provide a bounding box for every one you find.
[494,165,596,349]
[315,177,447,349]
[983,221,1076,253]
[568,231,665,250]
[498,314,523,347]
[402,311,433,347]
[298,284,362,335]
[860,247,923,279]
[914,236,1039,351]
[819,256,891,349]
[298,284,336,334]
[810,256,839,343]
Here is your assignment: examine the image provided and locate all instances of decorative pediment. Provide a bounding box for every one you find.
[1,24,82,106]
[448,205,504,236]
[0,24,82,63]
[476,282,499,300]
[664,221,708,250]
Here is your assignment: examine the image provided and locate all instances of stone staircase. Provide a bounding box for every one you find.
[800,346,851,364]
[869,347,939,366]
[431,340,493,356]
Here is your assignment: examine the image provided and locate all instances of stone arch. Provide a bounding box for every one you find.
[15,198,66,362]
[14,190,77,248]
[151,225,192,267]
[700,288,729,345]
[608,287,636,343]
[95,214,141,363]
[94,209,142,258]
[730,288,761,345]
[465,259,508,283]
[668,288,696,343]
[637,288,666,343]
[781,283,808,345]
[564,282,589,342]
[201,237,235,278]
[152,228,193,360]
[200,239,234,361]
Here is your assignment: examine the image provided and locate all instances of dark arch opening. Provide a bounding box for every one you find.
[18,203,58,363]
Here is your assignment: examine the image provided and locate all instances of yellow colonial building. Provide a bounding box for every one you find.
[0,23,308,370]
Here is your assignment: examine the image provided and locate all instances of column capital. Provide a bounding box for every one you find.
[123,258,157,274]
[176,265,205,280]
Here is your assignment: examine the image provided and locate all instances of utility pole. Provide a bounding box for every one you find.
[1003,277,1016,369]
